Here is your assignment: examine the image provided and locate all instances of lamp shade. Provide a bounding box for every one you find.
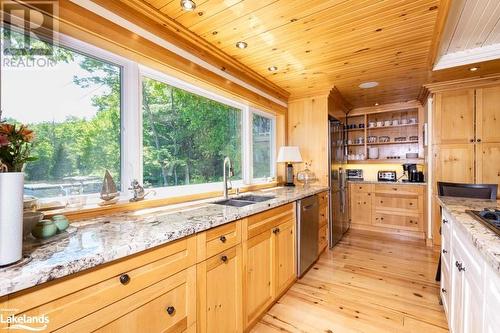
[277,146,303,163]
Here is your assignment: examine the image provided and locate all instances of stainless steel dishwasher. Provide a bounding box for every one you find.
[296,195,319,277]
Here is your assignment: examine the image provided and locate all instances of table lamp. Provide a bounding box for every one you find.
[277,146,303,186]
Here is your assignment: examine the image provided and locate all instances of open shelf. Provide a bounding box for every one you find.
[347,158,425,164]
[367,140,419,145]
[366,123,418,130]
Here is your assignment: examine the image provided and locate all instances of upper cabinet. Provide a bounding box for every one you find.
[433,89,475,145]
[476,86,500,143]
[432,86,500,197]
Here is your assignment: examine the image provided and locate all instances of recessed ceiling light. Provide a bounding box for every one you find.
[469,67,479,72]
[180,0,196,11]
[268,66,278,71]
[374,102,379,106]
[236,41,248,49]
[359,81,379,89]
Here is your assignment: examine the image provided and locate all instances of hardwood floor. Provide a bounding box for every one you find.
[251,229,449,333]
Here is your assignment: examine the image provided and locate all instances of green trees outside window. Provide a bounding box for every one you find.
[142,77,242,188]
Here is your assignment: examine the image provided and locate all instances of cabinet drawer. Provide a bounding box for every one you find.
[318,224,327,254]
[243,203,294,240]
[319,205,328,227]
[373,212,421,231]
[10,236,196,332]
[374,193,419,211]
[59,266,196,333]
[441,208,452,246]
[197,221,241,261]
[350,183,373,193]
[374,184,423,195]
[318,191,328,207]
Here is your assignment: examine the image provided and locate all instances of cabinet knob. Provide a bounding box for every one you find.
[273,228,280,234]
[363,202,366,204]
[221,255,228,262]
[119,274,130,285]
[380,217,384,220]
[477,138,482,142]
[470,139,474,143]
[368,193,371,196]
[392,188,398,191]
[380,200,384,204]
[441,288,447,294]
[409,203,413,206]
[219,235,227,243]
[442,249,447,254]
[166,306,175,315]
[442,219,448,224]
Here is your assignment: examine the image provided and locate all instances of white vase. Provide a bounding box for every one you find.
[0,172,24,266]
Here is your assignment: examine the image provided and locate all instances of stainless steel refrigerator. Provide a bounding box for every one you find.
[328,117,350,248]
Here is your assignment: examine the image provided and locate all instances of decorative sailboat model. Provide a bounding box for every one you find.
[98,170,120,206]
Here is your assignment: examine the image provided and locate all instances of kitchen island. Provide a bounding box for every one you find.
[438,196,500,333]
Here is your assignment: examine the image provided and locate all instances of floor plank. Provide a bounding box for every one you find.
[251,229,449,333]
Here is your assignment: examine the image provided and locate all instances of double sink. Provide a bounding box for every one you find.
[213,194,276,207]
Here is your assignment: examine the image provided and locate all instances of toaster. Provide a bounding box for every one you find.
[377,170,397,182]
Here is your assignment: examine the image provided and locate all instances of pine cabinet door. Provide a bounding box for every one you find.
[274,220,296,295]
[434,90,475,144]
[434,144,475,184]
[243,230,274,327]
[476,86,500,143]
[198,246,242,333]
[476,143,500,198]
[350,192,372,224]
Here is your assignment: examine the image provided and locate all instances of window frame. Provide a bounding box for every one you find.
[249,108,276,183]
[3,28,277,201]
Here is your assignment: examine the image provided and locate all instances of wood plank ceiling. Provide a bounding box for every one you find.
[438,0,500,56]
[128,0,442,107]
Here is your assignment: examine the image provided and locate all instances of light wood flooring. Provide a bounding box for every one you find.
[252,229,449,333]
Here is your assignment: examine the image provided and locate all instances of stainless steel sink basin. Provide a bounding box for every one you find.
[212,199,255,207]
[235,195,275,202]
[212,195,275,207]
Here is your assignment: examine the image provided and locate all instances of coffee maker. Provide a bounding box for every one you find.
[402,163,424,182]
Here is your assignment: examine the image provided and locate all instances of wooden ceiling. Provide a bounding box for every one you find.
[130,0,442,107]
[120,0,500,108]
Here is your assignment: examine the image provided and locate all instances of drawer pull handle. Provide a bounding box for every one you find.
[273,228,280,234]
[409,203,413,206]
[221,255,228,262]
[166,306,175,315]
[380,201,384,203]
[455,261,466,272]
[119,274,130,285]
[441,288,447,294]
[442,219,448,224]
[392,188,397,191]
[219,235,227,243]
[442,249,447,254]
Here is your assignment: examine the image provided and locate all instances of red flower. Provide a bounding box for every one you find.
[19,125,35,142]
[0,134,9,147]
[0,123,14,135]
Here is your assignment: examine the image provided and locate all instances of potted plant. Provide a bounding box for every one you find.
[0,111,36,266]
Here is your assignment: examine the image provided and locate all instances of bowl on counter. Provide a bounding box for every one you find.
[23,211,44,239]
[31,219,58,239]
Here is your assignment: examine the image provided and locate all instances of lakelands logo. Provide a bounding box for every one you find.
[0,312,49,331]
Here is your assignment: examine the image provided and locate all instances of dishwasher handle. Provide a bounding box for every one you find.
[302,202,317,211]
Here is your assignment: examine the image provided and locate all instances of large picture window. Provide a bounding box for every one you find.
[1,26,276,201]
[1,28,122,198]
[141,76,242,188]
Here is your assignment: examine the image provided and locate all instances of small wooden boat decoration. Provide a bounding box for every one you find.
[98,170,119,205]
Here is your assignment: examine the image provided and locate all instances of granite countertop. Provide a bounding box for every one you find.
[348,180,427,186]
[438,196,500,273]
[0,186,329,297]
